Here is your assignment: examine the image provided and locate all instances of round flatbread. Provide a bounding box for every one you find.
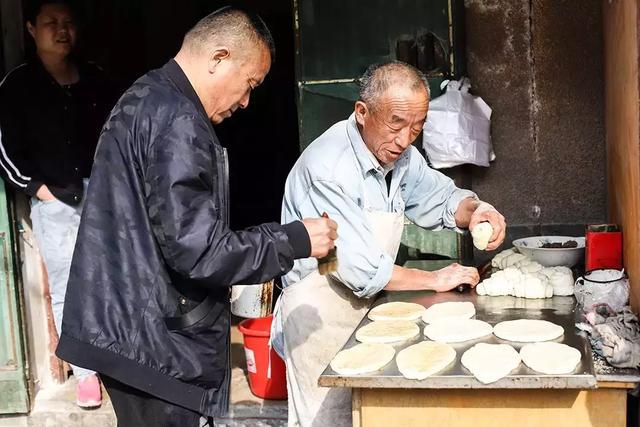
[355,320,420,343]
[493,319,564,342]
[423,318,493,343]
[368,302,426,321]
[520,342,581,374]
[396,341,456,380]
[330,343,395,375]
[461,343,521,384]
[421,301,476,324]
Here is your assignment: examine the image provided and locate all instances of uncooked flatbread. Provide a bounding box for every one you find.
[396,341,456,380]
[330,343,395,375]
[368,302,426,321]
[493,319,564,342]
[520,342,581,374]
[421,301,476,324]
[423,318,493,343]
[461,343,521,384]
[355,320,420,343]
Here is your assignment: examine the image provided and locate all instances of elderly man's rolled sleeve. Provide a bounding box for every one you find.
[443,189,478,229]
[289,180,395,298]
[404,152,478,231]
[347,253,394,298]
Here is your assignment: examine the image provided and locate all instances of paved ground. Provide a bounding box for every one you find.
[1,325,287,426]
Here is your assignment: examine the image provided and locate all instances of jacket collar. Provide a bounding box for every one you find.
[163,59,210,124]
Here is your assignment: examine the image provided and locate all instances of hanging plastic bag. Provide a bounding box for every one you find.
[422,78,495,169]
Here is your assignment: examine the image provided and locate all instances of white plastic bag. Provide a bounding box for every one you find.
[422,78,494,169]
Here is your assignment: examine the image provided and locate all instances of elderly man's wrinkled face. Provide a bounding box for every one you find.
[27,4,77,58]
[355,86,429,166]
[207,44,271,124]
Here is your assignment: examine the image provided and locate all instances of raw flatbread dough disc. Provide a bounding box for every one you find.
[423,318,493,343]
[493,319,564,342]
[368,302,426,321]
[461,343,521,384]
[520,342,581,374]
[330,343,395,375]
[421,301,476,324]
[396,341,456,380]
[355,320,420,343]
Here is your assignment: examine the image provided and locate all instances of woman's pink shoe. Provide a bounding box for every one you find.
[76,374,102,408]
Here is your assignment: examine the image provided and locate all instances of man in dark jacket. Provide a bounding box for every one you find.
[56,6,337,426]
[0,0,114,408]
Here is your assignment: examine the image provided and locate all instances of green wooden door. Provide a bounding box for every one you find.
[293,0,465,150]
[0,181,29,413]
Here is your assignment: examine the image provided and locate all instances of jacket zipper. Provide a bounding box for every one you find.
[221,147,230,225]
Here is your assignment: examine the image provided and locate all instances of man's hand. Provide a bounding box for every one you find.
[302,217,338,258]
[469,201,506,251]
[36,185,56,202]
[430,263,480,292]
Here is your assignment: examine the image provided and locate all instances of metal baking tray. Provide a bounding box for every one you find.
[319,290,596,389]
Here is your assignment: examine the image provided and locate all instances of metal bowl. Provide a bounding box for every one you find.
[512,236,585,267]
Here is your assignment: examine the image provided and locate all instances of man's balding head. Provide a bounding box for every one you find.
[175,7,274,124]
[181,7,275,64]
[359,61,430,108]
[354,61,430,166]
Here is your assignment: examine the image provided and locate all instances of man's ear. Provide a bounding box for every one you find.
[207,48,230,74]
[354,101,368,126]
[26,22,36,39]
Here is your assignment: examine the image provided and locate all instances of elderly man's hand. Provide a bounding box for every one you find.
[430,263,480,292]
[302,217,338,258]
[469,201,506,251]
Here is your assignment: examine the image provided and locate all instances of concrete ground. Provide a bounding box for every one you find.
[1,325,287,427]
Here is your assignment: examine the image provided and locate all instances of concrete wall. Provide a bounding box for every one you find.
[465,0,606,227]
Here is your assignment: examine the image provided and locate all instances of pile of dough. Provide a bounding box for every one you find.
[477,264,574,298]
[472,222,493,250]
[515,259,544,274]
[355,320,420,344]
[330,343,396,375]
[421,301,476,324]
[520,342,581,374]
[476,267,553,299]
[461,343,521,384]
[396,341,456,380]
[538,266,574,296]
[423,318,493,343]
[491,248,528,270]
[368,302,426,321]
[487,248,575,297]
[493,319,564,342]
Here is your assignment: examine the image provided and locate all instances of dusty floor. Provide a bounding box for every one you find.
[0,325,287,427]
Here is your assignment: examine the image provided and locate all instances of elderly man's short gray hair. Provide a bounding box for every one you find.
[358,61,430,106]
[182,6,275,62]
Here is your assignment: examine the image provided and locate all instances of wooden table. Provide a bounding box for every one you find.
[350,380,635,427]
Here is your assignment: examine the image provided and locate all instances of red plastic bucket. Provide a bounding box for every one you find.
[237,315,287,400]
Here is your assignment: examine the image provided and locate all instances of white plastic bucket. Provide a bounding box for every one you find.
[231,281,274,318]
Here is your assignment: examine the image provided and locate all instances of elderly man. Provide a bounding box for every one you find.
[272,61,506,427]
[56,7,336,426]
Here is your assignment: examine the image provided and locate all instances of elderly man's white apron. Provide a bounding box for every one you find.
[279,207,404,427]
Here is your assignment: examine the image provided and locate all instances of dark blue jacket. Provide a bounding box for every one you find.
[56,60,309,417]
